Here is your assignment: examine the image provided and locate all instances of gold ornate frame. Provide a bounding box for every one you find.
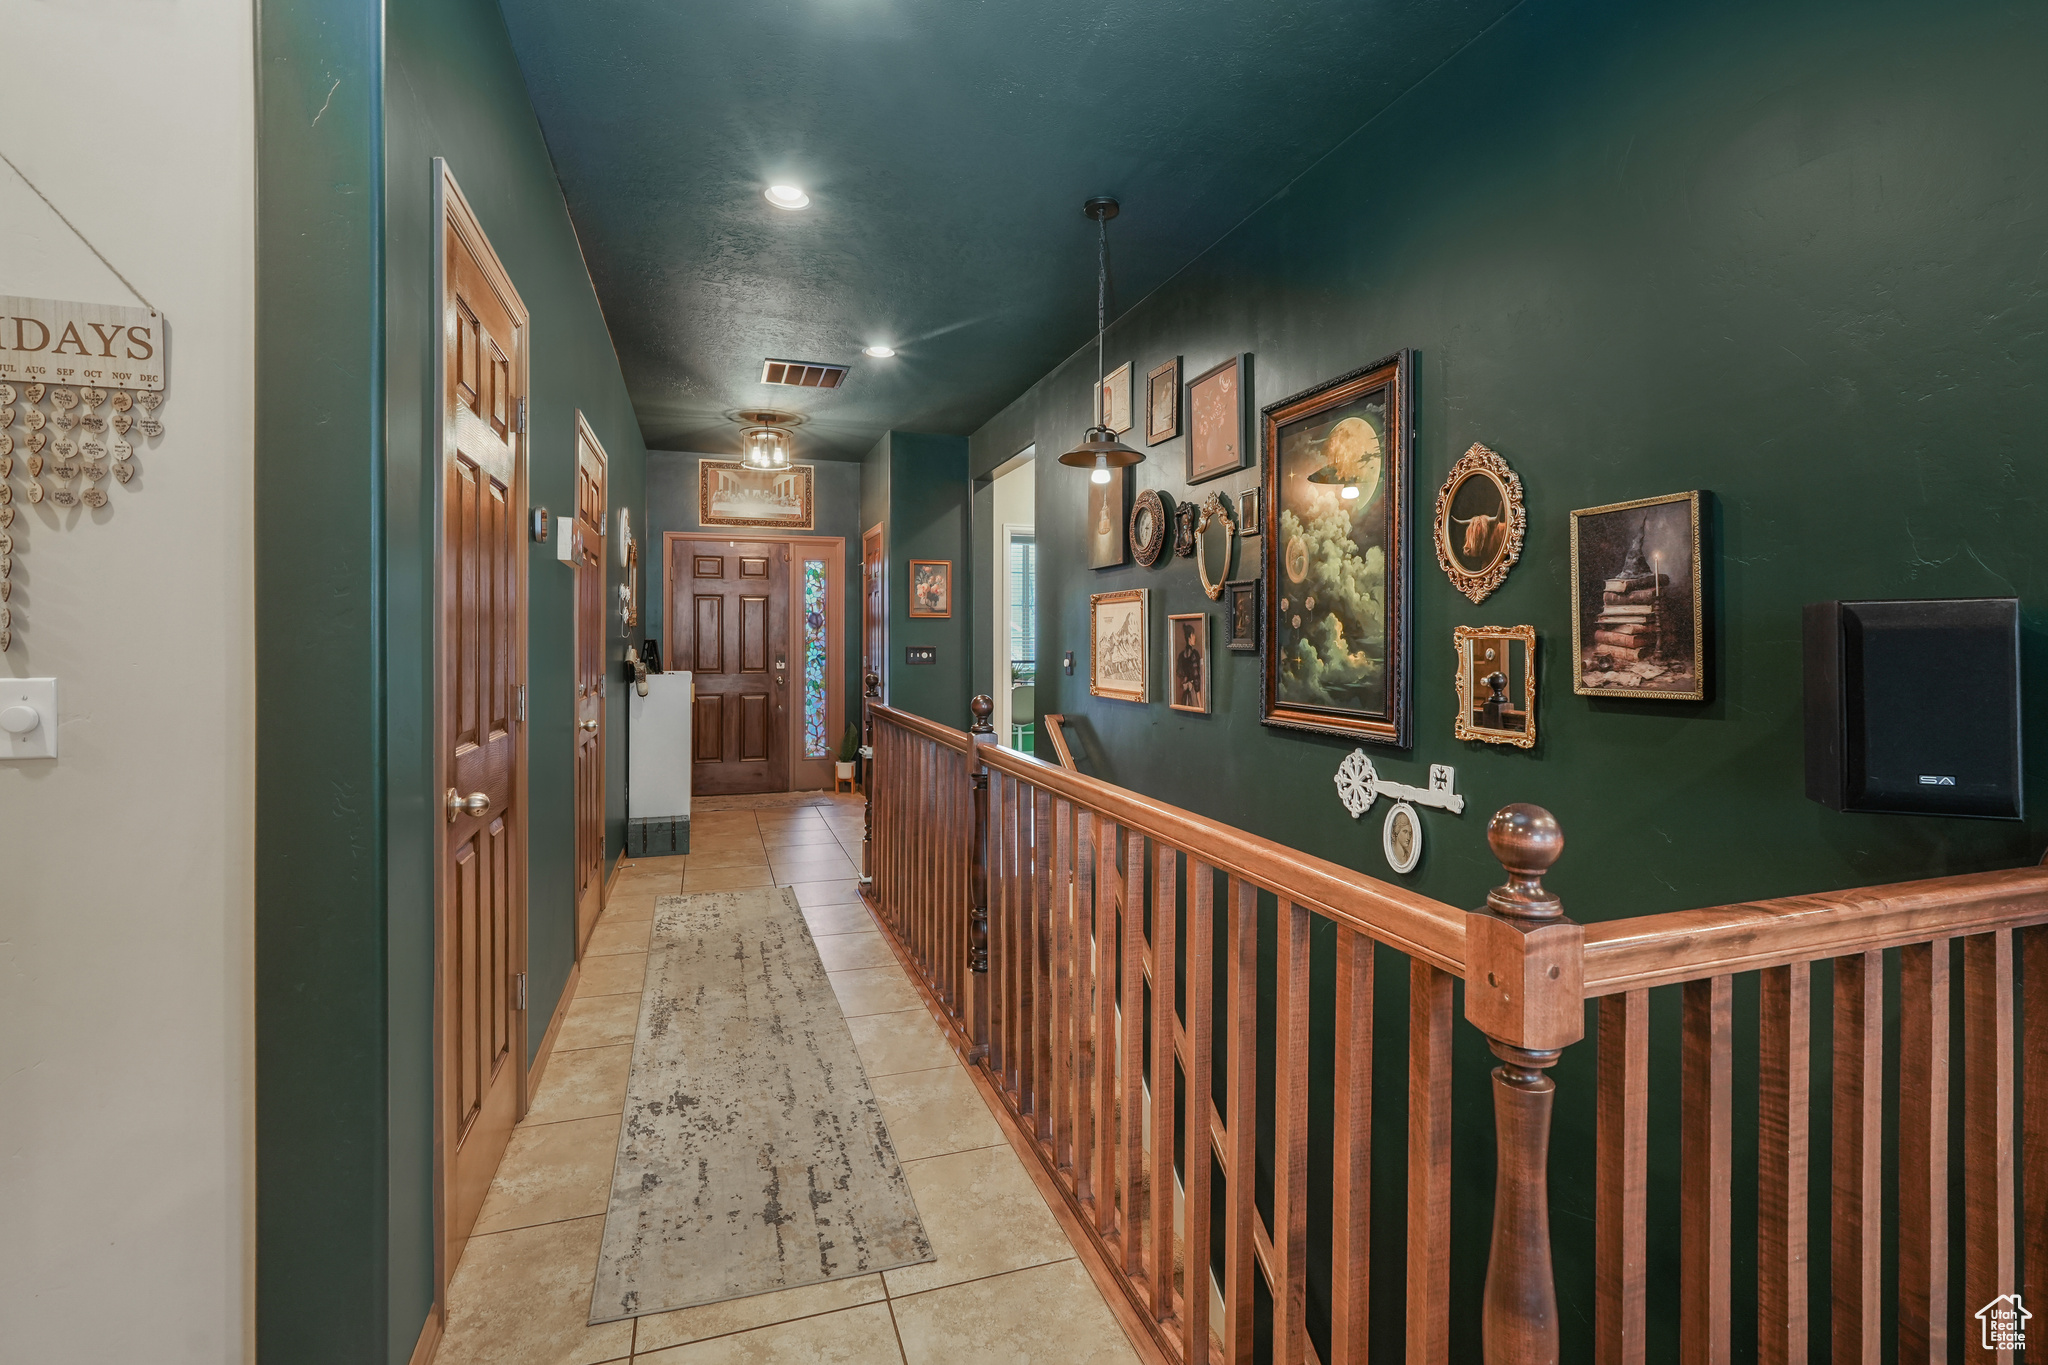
[697,458,817,530]
[1453,624,1536,748]
[1195,492,1235,601]
[1088,588,1148,703]
[1433,443,1525,605]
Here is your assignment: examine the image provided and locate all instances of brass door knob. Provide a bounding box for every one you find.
[580,718,599,732]
[445,788,491,821]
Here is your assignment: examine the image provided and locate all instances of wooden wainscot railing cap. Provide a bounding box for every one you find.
[1465,804,1585,1056]
[968,693,994,735]
[864,671,880,697]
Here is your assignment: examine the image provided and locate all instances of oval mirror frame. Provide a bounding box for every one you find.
[1433,442,1526,604]
[1195,493,1236,601]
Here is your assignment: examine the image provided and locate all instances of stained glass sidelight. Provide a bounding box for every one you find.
[803,559,829,759]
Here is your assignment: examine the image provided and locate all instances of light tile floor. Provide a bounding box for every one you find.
[436,791,1140,1365]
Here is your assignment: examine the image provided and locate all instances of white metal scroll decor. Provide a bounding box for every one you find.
[1333,749,1465,819]
[0,297,172,651]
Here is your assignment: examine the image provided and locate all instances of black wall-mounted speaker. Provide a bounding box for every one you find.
[1803,597,2022,819]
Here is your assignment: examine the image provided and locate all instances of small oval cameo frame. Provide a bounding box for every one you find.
[1129,488,1169,567]
[1382,801,1422,874]
[1434,442,1526,604]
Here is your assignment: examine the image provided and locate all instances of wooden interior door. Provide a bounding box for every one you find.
[572,419,607,952]
[863,524,885,701]
[438,169,527,1280]
[676,539,790,794]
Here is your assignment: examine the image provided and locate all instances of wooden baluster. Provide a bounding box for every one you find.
[1466,805,1579,1365]
[1184,859,1216,1365]
[1681,974,1733,1365]
[1001,774,1020,1090]
[1596,989,1648,1365]
[1149,843,1180,1320]
[1120,828,1145,1275]
[1330,926,1373,1365]
[861,673,877,889]
[1074,808,1098,1206]
[2024,925,2048,1323]
[1833,951,1885,1364]
[1963,930,2016,1364]
[1052,798,1075,1171]
[1757,962,1810,1365]
[1098,818,1124,1239]
[1273,900,1311,1363]
[1033,784,1054,1143]
[1223,877,1258,1365]
[1409,959,1454,1365]
[1897,941,1944,1363]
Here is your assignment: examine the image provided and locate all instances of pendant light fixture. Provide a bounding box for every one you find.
[741,423,792,470]
[1058,197,1144,484]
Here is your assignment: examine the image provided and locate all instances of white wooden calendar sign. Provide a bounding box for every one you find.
[0,295,166,391]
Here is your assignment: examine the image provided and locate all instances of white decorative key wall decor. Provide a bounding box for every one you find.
[0,298,173,651]
[1333,749,1465,819]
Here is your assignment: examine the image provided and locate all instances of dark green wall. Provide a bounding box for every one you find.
[255,0,388,1360]
[866,432,972,721]
[971,0,2048,1355]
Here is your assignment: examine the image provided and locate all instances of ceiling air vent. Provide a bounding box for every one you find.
[761,358,849,389]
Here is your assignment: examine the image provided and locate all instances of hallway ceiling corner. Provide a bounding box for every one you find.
[496,0,1520,461]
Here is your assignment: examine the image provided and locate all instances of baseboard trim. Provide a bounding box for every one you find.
[407,1304,442,1365]
[525,956,581,1102]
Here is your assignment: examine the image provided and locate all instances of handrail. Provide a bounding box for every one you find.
[870,702,974,755]
[1581,862,2048,995]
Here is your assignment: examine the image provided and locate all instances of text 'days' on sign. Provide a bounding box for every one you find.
[0,297,166,391]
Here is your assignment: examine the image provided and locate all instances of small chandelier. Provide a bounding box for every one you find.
[1058,197,1144,484]
[742,424,792,470]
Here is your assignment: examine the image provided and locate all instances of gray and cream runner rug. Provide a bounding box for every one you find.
[589,887,932,1323]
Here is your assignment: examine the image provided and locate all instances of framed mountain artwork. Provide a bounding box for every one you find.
[1089,589,1148,703]
[1569,490,1704,699]
[1260,350,1414,745]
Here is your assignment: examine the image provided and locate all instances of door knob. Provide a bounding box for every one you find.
[445,788,492,821]
[580,718,599,732]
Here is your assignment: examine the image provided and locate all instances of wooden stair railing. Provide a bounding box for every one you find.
[858,685,2048,1364]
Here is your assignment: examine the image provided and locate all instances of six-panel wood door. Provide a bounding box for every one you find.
[572,419,607,953]
[439,172,527,1280]
[676,539,789,794]
[863,524,885,703]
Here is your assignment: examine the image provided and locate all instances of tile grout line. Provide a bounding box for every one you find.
[885,1253,1085,1305]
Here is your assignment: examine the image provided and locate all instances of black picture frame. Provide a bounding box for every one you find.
[1224,579,1260,652]
[1185,353,1253,486]
[1260,349,1414,746]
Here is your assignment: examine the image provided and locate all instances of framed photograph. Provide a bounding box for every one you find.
[1434,443,1525,604]
[1168,613,1210,714]
[1223,580,1260,652]
[1087,466,1127,569]
[1453,624,1535,748]
[699,459,816,530]
[1236,486,1262,536]
[1146,357,1180,444]
[1089,589,1148,703]
[1098,361,1133,435]
[908,560,952,618]
[1382,802,1422,874]
[1261,350,1414,745]
[1186,353,1251,485]
[1570,490,1704,699]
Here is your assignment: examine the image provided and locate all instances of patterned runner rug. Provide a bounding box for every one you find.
[589,888,932,1323]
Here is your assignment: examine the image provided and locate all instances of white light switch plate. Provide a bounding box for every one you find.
[1,677,57,759]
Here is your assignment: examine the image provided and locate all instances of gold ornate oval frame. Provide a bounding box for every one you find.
[1195,492,1235,601]
[1452,623,1536,748]
[1434,442,1525,604]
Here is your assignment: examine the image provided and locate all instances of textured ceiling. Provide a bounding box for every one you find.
[498,0,1518,460]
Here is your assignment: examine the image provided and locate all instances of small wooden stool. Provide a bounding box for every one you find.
[835,774,858,795]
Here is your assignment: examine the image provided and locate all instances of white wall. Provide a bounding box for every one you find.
[989,453,1034,743]
[0,2,255,1360]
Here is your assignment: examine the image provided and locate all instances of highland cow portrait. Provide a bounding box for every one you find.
[1260,352,1413,744]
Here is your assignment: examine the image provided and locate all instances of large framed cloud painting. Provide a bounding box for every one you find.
[1260,351,1414,746]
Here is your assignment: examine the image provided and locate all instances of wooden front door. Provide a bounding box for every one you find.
[572,418,607,952]
[677,539,790,794]
[863,524,885,701]
[438,168,527,1279]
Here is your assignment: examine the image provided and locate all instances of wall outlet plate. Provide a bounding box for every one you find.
[0,676,57,759]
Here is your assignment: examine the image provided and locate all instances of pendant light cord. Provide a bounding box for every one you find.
[1095,214,1107,395]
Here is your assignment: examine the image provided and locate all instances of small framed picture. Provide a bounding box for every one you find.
[1223,580,1260,652]
[1087,466,1127,569]
[1098,361,1133,435]
[1146,357,1180,444]
[1168,613,1210,714]
[1186,353,1251,485]
[1569,490,1704,699]
[1236,486,1262,536]
[1382,801,1422,874]
[1090,589,1148,703]
[908,560,952,618]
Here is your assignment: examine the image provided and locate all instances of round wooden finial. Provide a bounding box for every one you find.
[864,671,880,697]
[1486,803,1563,920]
[969,694,995,734]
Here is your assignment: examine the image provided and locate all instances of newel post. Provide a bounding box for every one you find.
[966,694,995,1059]
[1466,805,1583,1365]
[860,672,879,890]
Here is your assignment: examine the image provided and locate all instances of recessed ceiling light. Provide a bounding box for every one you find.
[862,345,896,359]
[765,185,810,210]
